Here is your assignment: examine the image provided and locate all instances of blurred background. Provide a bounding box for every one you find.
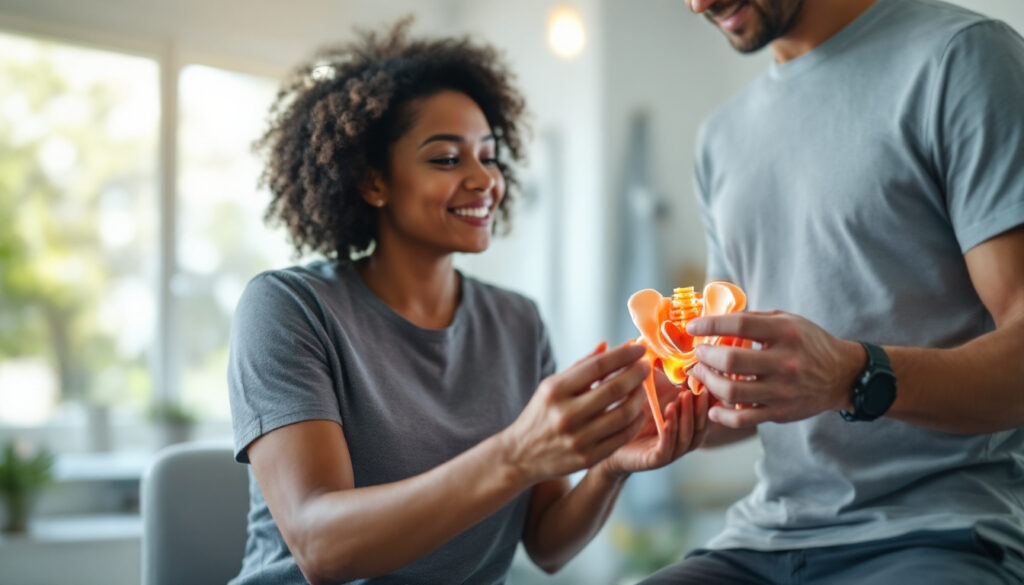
[0,0,1021,583]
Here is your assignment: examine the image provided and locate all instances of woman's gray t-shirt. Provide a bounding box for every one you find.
[227,260,555,584]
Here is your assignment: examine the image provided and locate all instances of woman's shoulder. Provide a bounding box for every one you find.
[244,259,352,296]
[461,273,544,326]
[237,260,355,319]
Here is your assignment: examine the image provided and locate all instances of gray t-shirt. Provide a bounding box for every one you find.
[227,260,555,584]
[694,0,1024,554]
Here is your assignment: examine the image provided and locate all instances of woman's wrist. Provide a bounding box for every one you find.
[591,459,632,486]
[492,428,540,489]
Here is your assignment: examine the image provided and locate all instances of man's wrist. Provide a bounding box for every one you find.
[836,340,867,412]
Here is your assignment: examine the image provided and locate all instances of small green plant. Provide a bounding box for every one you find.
[611,521,687,576]
[148,398,197,426]
[0,439,55,533]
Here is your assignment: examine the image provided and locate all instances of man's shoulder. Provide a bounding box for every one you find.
[902,0,994,31]
[901,0,1015,46]
[696,0,1007,148]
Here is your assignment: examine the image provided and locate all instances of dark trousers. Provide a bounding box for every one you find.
[638,529,1024,585]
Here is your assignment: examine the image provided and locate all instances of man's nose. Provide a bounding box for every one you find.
[690,0,718,13]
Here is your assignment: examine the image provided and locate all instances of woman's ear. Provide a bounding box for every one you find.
[360,169,388,208]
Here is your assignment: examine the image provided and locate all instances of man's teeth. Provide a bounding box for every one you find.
[452,207,490,218]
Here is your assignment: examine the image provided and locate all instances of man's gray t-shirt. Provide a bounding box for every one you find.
[694,0,1024,554]
[227,261,555,584]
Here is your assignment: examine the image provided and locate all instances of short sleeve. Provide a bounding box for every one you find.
[534,304,557,381]
[932,20,1024,253]
[694,127,731,281]
[227,272,342,463]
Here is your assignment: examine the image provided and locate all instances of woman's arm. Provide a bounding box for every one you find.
[248,343,650,584]
[521,384,711,573]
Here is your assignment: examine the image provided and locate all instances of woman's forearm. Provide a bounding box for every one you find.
[522,465,630,574]
[294,433,529,583]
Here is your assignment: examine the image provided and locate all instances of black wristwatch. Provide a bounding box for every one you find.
[840,342,897,422]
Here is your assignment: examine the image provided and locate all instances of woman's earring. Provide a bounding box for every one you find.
[375,200,385,207]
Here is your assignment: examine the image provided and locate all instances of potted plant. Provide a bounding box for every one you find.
[0,439,54,534]
[610,520,687,583]
[149,398,198,447]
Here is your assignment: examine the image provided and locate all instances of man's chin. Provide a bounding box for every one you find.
[724,28,773,53]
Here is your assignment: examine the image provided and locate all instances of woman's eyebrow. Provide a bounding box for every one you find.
[418,134,495,149]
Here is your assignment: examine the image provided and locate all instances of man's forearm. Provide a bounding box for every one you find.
[885,317,1024,434]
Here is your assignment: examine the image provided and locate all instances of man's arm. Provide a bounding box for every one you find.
[883,225,1024,432]
[685,226,1024,434]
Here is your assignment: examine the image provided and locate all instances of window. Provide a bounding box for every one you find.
[0,32,159,438]
[176,64,292,420]
[0,30,294,450]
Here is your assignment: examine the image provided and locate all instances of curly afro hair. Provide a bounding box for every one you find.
[255,19,529,260]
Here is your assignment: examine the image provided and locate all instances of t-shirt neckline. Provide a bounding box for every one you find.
[768,0,894,80]
[341,261,469,342]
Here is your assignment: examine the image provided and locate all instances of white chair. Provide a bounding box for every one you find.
[141,441,249,585]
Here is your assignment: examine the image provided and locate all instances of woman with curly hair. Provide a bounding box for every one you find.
[227,21,709,584]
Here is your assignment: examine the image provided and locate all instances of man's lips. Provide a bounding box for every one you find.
[709,0,750,32]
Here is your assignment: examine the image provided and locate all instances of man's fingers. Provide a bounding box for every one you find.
[693,363,772,405]
[708,403,778,428]
[554,343,646,396]
[686,312,784,342]
[695,345,774,376]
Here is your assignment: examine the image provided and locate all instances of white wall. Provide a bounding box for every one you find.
[0,0,460,72]
[449,0,606,365]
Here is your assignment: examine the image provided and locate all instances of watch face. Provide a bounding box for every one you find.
[863,372,897,416]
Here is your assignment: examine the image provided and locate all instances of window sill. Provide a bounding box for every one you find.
[0,513,141,544]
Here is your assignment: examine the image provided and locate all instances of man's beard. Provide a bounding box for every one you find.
[707,0,805,53]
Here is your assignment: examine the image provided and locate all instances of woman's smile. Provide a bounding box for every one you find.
[448,197,494,226]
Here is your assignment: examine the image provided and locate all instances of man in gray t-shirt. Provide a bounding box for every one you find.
[642,0,1024,583]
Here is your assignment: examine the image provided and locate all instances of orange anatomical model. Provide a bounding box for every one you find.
[627,282,750,436]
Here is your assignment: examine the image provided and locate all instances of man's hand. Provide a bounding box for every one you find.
[686,310,865,428]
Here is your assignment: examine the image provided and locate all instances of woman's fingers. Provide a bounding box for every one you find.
[549,343,646,397]
[570,360,650,424]
[652,368,684,416]
[673,392,695,456]
[585,411,647,466]
[573,383,647,446]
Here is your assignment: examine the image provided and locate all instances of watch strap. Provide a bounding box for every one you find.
[840,341,894,422]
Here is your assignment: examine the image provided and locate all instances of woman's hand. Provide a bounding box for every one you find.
[500,343,650,485]
[595,369,711,479]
